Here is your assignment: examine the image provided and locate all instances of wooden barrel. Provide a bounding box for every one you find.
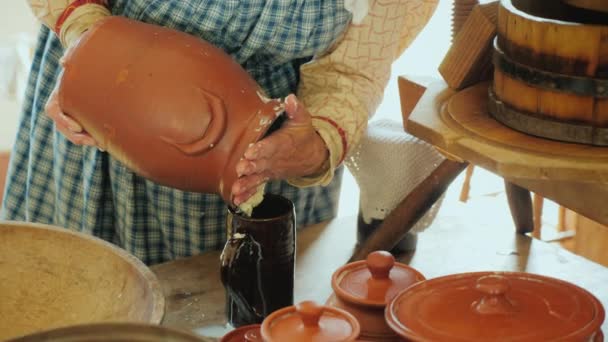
[489,0,608,145]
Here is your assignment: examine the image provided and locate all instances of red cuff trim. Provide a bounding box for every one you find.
[312,116,348,164]
[55,0,109,35]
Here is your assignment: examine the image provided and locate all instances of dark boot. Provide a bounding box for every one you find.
[356,210,418,255]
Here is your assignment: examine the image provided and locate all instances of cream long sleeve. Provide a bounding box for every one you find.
[27,0,110,47]
[290,0,438,188]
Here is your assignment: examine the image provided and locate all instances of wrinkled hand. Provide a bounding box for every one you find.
[45,44,98,147]
[232,94,329,205]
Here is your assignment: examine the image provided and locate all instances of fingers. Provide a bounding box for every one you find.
[44,87,97,147]
[284,94,309,124]
[243,139,278,161]
[231,172,270,206]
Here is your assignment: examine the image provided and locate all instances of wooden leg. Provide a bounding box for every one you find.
[459,164,475,203]
[557,206,567,232]
[504,181,534,234]
[532,193,543,239]
[350,160,468,262]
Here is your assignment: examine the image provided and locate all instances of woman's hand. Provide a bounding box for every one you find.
[232,94,329,205]
[45,76,98,147]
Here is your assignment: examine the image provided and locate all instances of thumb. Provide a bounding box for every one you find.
[284,94,310,125]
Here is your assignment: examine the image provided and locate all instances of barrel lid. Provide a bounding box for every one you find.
[261,301,360,342]
[332,251,425,307]
[386,271,605,341]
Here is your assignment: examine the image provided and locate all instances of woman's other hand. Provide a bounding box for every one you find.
[232,94,329,205]
[45,73,98,147]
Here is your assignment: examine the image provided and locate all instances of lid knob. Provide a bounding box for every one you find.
[296,301,324,327]
[244,329,263,342]
[366,251,395,280]
[473,275,517,315]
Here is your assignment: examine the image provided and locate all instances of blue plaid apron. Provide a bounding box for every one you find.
[1,0,351,265]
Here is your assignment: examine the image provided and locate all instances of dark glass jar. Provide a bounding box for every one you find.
[220,194,296,328]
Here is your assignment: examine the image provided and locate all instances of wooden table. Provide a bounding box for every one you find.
[151,210,608,340]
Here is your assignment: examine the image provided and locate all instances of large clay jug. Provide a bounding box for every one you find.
[59,16,285,204]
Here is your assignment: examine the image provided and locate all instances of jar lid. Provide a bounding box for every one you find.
[386,272,605,341]
[261,301,360,342]
[220,324,262,342]
[332,251,425,307]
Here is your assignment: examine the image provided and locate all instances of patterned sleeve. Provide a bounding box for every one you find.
[289,0,438,188]
[26,0,110,47]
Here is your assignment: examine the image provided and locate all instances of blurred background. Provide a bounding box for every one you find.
[0,1,37,152]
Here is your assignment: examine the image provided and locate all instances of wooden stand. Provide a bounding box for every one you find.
[404,77,608,226]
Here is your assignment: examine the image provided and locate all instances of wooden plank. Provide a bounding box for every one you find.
[402,77,459,149]
[571,213,608,266]
[439,1,499,90]
[398,77,428,130]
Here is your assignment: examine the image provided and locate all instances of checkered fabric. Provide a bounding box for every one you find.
[1,0,351,265]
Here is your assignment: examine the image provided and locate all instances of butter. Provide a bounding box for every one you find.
[237,182,266,217]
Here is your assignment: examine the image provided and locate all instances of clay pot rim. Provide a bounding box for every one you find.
[260,303,361,341]
[1,220,165,324]
[384,271,605,341]
[331,259,426,308]
[227,194,293,222]
[7,323,202,341]
[220,324,262,342]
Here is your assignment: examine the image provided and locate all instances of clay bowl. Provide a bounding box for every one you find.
[386,271,604,341]
[6,323,205,342]
[0,221,165,341]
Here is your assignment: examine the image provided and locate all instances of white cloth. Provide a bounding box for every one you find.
[344,0,370,25]
[346,118,445,233]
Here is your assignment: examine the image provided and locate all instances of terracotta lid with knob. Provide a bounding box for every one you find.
[386,271,605,341]
[332,251,426,307]
[220,324,262,342]
[260,301,360,342]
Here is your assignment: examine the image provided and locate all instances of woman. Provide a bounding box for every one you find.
[2,0,436,265]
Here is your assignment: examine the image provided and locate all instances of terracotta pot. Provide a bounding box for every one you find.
[386,272,605,341]
[261,301,360,342]
[6,323,204,341]
[59,16,285,204]
[328,251,425,341]
[220,324,262,342]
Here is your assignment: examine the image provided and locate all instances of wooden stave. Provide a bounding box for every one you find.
[497,0,608,78]
[491,0,608,141]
